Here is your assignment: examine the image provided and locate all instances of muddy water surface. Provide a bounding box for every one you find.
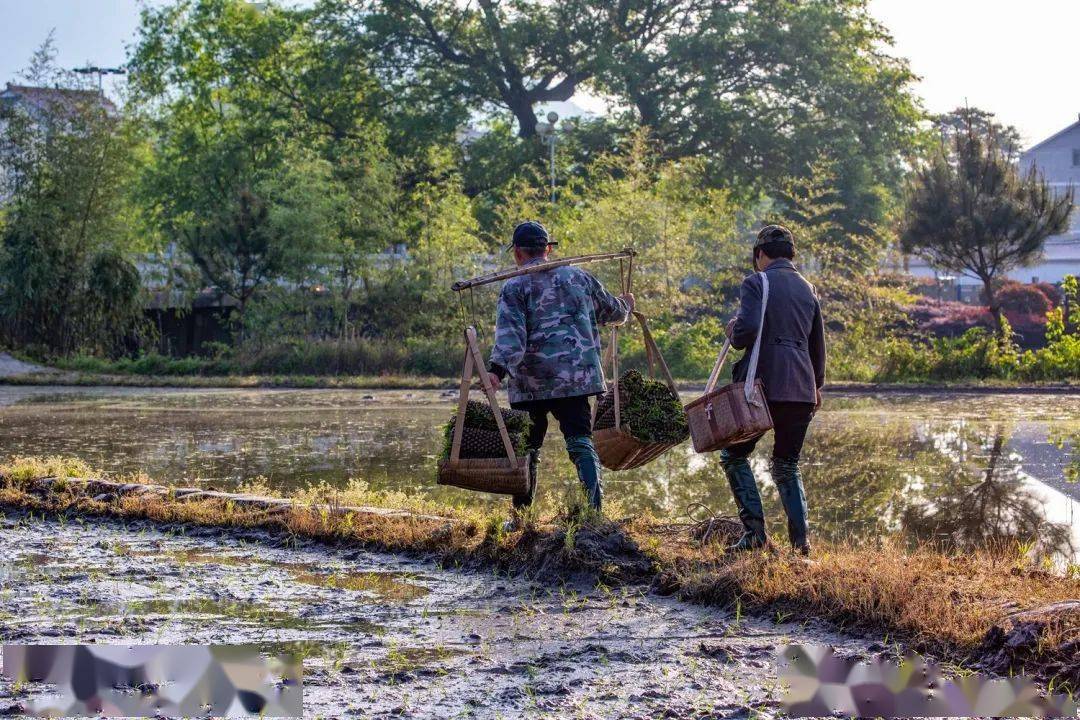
[0,513,873,719]
[0,387,1077,560]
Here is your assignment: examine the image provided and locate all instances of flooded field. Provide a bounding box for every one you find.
[0,512,872,718]
[0,386,1077,560]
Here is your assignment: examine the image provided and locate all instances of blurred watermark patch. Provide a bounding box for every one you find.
[779,644,1077,718]
[2,645,302,717]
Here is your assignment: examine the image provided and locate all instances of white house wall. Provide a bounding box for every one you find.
[907,119,1080,288]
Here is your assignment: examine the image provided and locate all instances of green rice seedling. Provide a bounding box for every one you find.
[438,400,533,460]
[593,370,689,444]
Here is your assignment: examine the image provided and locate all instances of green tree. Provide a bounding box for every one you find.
[901,124,1073,333]
[357,0,921,246]
[356,0,637,139]
[130,0,400,334]
[933,107,1022,162]
[552,133,742,313]
[0,39,148,356]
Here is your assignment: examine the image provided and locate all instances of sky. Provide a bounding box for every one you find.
[1,0,1079,149]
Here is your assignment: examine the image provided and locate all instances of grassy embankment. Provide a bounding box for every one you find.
[2,456,1078,690]
[3,370,1077,393]
[3,343,1079,391]
[2,357,1078,393]
[0,370,457,390]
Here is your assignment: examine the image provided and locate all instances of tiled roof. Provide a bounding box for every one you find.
[1023,118,1080,156]
[0,83,117,115]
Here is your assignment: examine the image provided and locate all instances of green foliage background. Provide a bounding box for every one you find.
[2,0,1078,384]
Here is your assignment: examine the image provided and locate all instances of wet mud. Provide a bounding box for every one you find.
[0,512,880,719]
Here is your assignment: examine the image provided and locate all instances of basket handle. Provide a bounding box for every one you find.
[634,312,678,395]
[601,312,678,431]
[704,340,732,394]
[465,326,517,466]
[448,336,474,463]
[611,326,621,430]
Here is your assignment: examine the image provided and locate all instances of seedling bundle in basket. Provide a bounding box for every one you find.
[594,369,689,445]
[440,400,532,460]
[592,313,689,470]
[437,327,534,496]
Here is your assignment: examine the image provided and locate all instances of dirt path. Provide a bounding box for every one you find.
[0,353,52,378]
[0,512,879,719]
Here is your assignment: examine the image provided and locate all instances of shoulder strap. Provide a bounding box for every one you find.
[743,272,769,407]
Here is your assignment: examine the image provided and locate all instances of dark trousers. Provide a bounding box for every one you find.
[512,395,593,448]
[721,401,816,549]
[509,395,594,508]
[722,401,816,461]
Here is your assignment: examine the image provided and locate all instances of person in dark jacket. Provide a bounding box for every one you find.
[723,224,826,555]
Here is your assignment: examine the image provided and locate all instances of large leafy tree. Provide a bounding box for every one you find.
[353,0,641,139]
[353,0,921,247]
[902,124,1074,333]
[130,0,400,330]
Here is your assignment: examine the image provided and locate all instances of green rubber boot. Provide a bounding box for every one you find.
[565,435,603,511]
[772,457,810,555]
[720,450,768,551]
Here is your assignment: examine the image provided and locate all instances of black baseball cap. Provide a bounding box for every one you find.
[754,224,795,248]
[506,221,558,252]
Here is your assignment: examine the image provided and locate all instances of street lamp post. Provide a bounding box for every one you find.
[536,111,560,204]
[73,65,127,94]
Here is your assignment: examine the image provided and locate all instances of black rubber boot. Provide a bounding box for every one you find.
[720,450,768,550]
[565,435,603,511]
[772,457,810,555]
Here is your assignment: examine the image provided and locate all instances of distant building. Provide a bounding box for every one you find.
[0,82,117,121]
[905,115,1080,296]
[1,83,119,202]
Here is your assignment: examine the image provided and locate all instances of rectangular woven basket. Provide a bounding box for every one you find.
[592,312,686,471]
[438,326,533,497]
[437,456,532,496]
[593,426,679,471]
[685,379,773,453]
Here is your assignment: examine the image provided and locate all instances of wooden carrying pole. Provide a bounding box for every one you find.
[451,249,636,292]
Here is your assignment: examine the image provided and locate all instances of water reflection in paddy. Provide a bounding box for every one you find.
[0,386,1077,560]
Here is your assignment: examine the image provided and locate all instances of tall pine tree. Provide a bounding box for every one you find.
[902,122,1073,334]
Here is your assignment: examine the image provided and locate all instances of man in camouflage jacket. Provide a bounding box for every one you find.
[488,221,634,513]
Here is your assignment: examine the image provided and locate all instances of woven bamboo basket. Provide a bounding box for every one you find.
[593,312,687,471]
[437,327,531,496]
[437,455,532,495]
[685,375,773,453]
[685,271,774,453]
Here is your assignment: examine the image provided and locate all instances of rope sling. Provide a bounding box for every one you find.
[591,257,687,471]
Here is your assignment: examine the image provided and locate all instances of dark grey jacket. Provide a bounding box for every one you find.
[731,259,826,404]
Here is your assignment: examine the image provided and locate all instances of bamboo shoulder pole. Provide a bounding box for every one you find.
[451,248,636,292]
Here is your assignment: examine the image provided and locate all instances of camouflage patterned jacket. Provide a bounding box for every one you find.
[489,259,630,403]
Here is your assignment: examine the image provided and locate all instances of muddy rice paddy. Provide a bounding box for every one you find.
[0,511,891,719]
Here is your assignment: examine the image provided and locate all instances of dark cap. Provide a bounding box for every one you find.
[754,224,795,249]
[506,221,558,252]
